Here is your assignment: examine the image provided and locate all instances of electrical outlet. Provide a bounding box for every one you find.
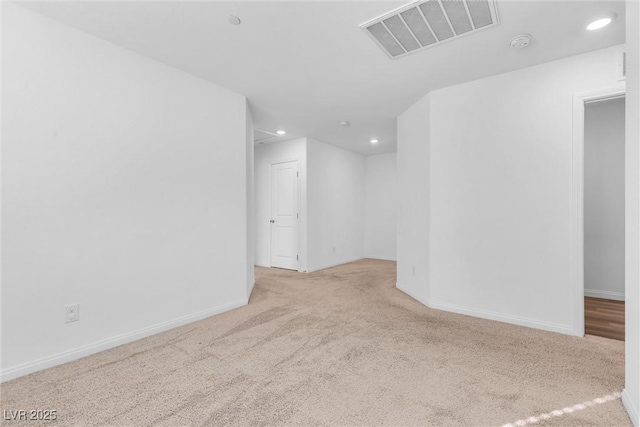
[65,304,80,323]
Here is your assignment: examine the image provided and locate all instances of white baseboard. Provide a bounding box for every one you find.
[428,300,575,335]
[248,281,256,300]
[584,289,625,301]
[365,255,397,262]
[306,257,365,273]
[623,389,639,426]
[0,298,248,383]
[397,282,575,336]
[396,282,430,306]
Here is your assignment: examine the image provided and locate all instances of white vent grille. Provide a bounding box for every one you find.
[254,129,279,144]
[361,0,499,59]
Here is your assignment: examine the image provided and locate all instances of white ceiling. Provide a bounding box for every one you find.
[18,0,625,155]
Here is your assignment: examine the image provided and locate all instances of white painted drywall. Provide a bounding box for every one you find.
[624,0,640,424]
[397,45,626,334]
[307,139,365,271]
[254,138,307,271]
[246,105,256,297]
[1,3,250,380]
[364,153,397,261]
[396,94,431,306]
[584,98,626,301]
[0,0,4,380]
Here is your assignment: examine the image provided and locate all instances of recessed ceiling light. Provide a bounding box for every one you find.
[277,130,286,135]
[228,15,241,26]
[370,139,378,144]
[587,15,615,31]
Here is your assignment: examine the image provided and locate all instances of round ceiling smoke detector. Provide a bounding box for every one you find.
[338,121,350,127]
[228,15,241,25]
[510,34,532,49]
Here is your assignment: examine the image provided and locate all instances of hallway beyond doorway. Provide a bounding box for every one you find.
[586,296,625,341]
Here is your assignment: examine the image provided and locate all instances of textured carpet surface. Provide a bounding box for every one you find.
[0,259,630,426]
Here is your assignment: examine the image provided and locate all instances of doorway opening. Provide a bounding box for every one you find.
[576,89,626,340]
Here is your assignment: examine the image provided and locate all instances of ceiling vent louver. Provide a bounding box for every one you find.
[361,0,500,59]
[254,129,279,144]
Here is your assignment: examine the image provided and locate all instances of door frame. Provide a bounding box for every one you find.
[268,158,301,271]
[572,84,626,337]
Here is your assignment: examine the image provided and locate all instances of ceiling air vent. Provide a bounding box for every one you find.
[254,129,279,144]
[361,0,499,59]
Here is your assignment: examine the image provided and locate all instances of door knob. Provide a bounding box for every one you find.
[270,219,275,223]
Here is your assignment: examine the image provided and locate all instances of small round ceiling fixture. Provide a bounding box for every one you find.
[587,14,616,31]
[228,15,241,25]
[276,130,286,135]
[339,121,350,127]
[370,139,378,144]
[509,34,532,49]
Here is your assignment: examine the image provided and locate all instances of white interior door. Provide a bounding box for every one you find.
[270,160,299,270]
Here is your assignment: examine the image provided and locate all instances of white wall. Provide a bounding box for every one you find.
[584,98,626,301]
[246,106,256,297]
[254,138,307,271]
[1,3,251,380]
[0,0,4,380]
[397,45,626,335]
[624,0,640,424]
[397,94,431,306]
[364,153,397,261]
[307,139,365,271]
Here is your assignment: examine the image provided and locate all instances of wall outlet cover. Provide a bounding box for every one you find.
[65,304,80,323]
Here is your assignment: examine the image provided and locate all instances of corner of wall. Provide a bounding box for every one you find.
[245,100,255,301]
[396,282,430,307]
[305,138,366,271]
[396,90,431,305]
[625,0,640,423]
[623,389,640,427]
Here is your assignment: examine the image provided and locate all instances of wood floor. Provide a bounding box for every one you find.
[585,297,625,341]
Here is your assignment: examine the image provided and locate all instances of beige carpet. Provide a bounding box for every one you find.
[0,259,630,426]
